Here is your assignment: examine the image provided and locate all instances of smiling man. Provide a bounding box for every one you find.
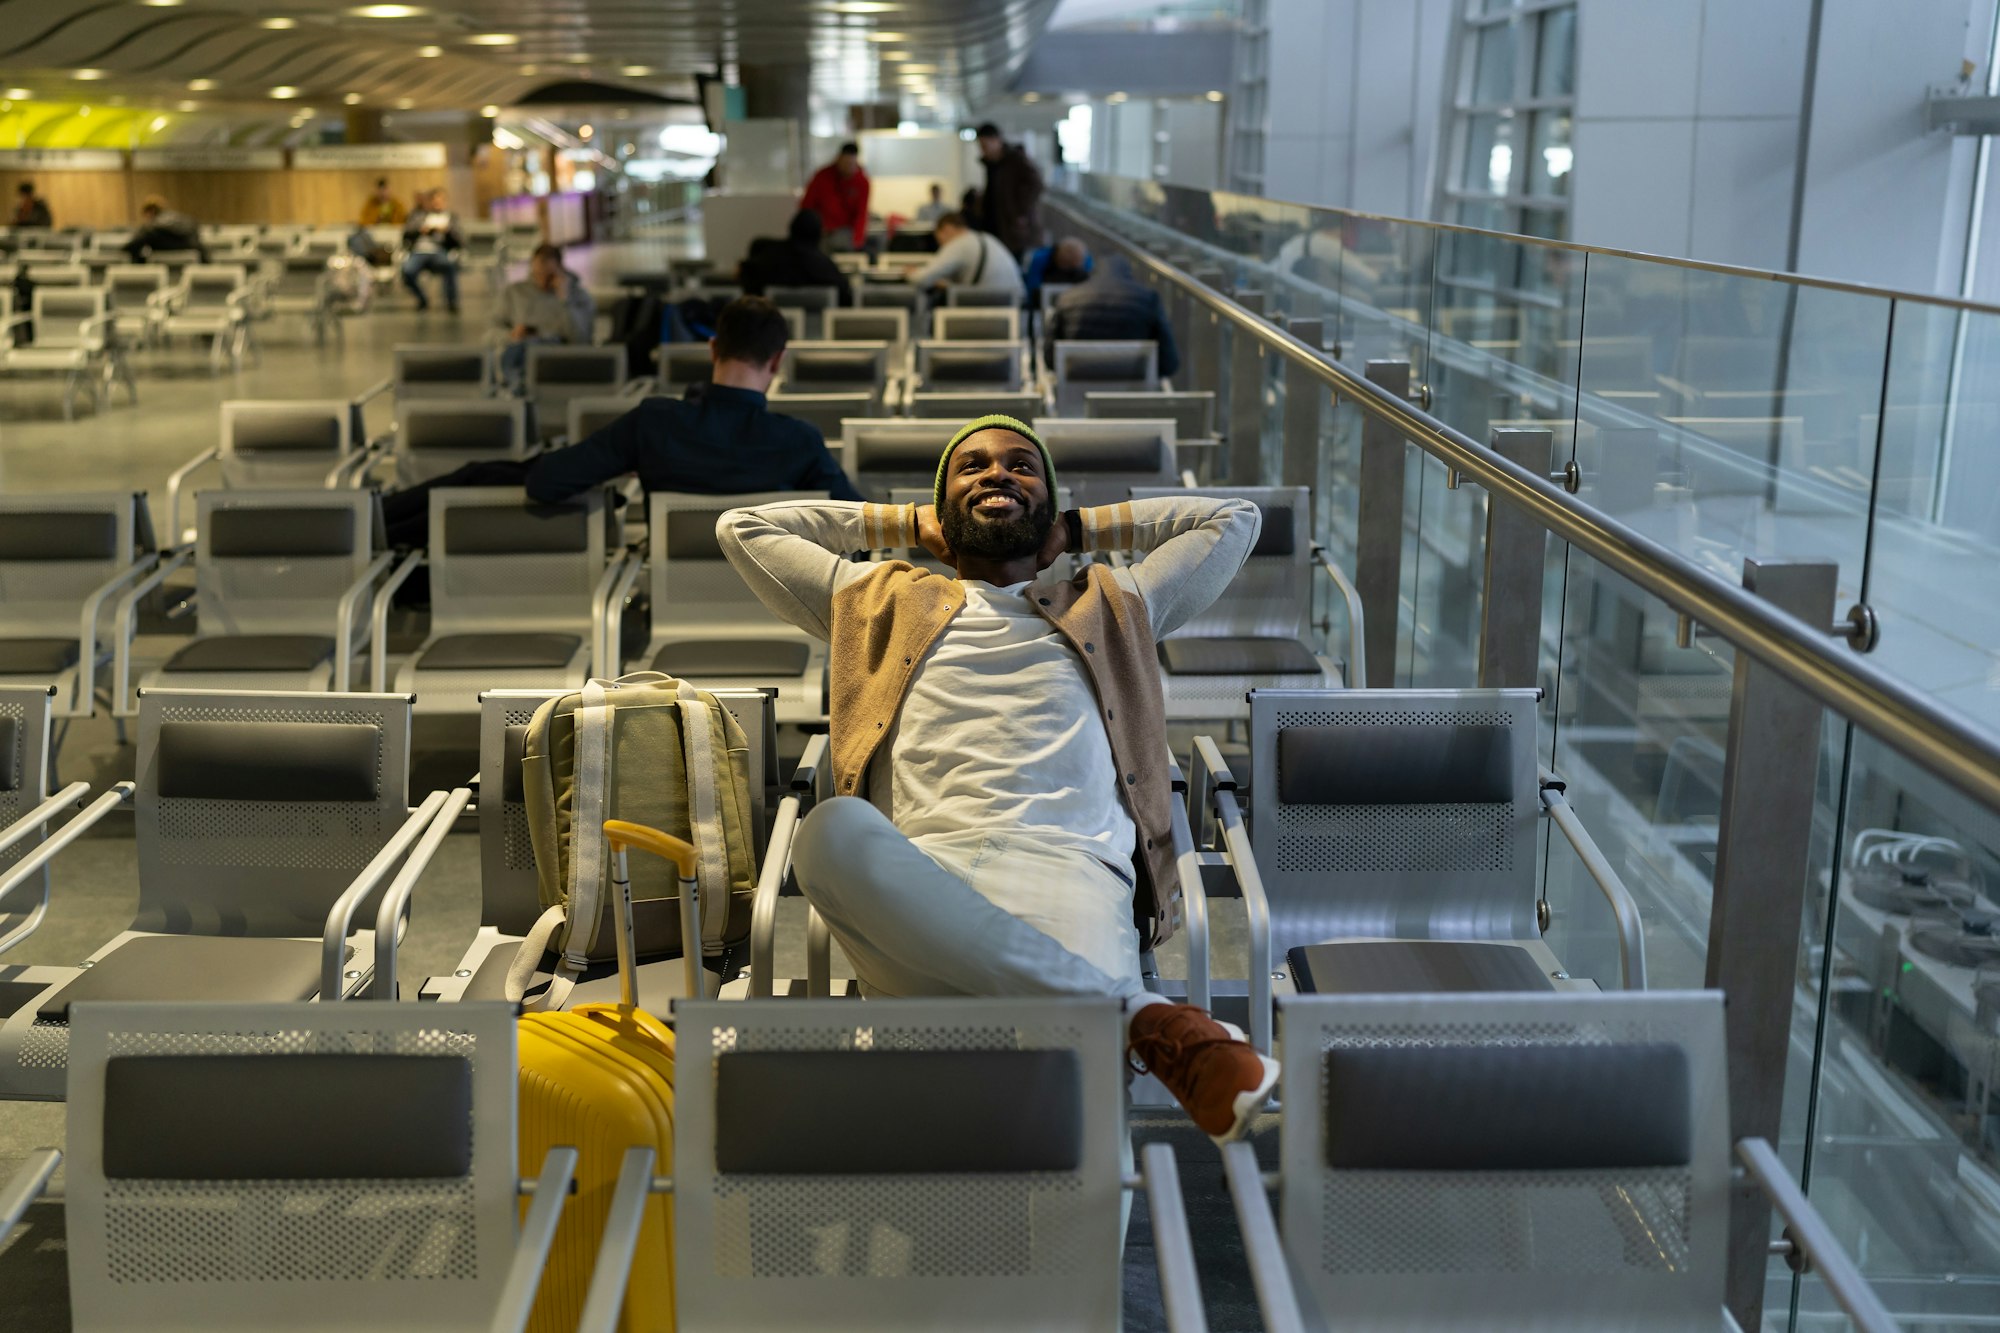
[716,414,1278,1143]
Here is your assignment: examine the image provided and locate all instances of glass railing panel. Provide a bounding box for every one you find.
[1541,550,1733,992]
[1401,453,1487,688]
[1792,730,2000,1329]
[1571,255,1890,606]
[1862,299,2000,754]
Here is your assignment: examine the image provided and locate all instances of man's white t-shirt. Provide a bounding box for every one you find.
[908,230,1025,297]
[878,579,1135,879]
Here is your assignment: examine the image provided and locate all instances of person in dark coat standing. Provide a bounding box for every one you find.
[974,122,1044,260]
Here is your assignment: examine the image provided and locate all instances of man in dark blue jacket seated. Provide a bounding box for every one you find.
[526,296,864,504]
[1041,255,1180,379]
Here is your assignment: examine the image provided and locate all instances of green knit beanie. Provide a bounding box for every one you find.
[933,414,1056,509]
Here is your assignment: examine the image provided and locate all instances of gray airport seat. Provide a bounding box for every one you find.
[16,1000,581,1331]
[767,391,876,437]
[103,264,172,348]
[459,221,505,293]
[0,288,134,420]
[384,487,621,716]
[566,392,645,445]
[823,305,909,350]
[944,285,1022,308]
[392,398,530,488]
[907,389,1045,419]
[766,283,841,338]
[18,262,87,287]
[166,399,376,542]
[0,689,456,1101]
[655,341,715,396]
[424,686,800,1008]
[155,263,255,374]
[841,418,956,501]
[1052,340,1160,416]
[1086,389,1217,440]
[0,687,61,961]
[1032,417,1178,507]
[525,344,627,443]
[666,997,1205,1331]
[393,343,496,400]
[856,279,929,337]
[933,306,1022,342]
[0,493,156,721]
[617,489,829,724]
[1227,991,1893,1332]
[1130,485,1340,720]
[778,339,891,397]
[127,490,389,711]
[916,339,1024,392]
[1192,686,1576,1054]
[262,253,339,345]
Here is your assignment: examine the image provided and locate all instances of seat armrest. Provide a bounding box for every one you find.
[164,448,220,545]
[600,551,645,679]
[0,1148,60,1236]
[368,550,426,692]
[1539,771,1647,989]
[1220,1141,1307,1333]
[0,784,134,957]
[491,1147,580,1333]
[370,786,473,1000]
[1310,541,1368,689]
[1212,780,1274,1055]
[588,547,634,678]
[1140,1143,1211,1333]
[1737,1138,1897,1333]
[575,1146,666,1333]
[110,548,192,717]
[319,789,450,999]
[333,551,397,692]
[73,552,160,718]
[1164,745,1210,1012]
[0,782,93,956]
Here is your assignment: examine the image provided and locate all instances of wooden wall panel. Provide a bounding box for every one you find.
[285,167,451,225]
[126,170,291,226]
[0,169,132,228]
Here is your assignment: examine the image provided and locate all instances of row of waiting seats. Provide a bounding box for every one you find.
[1,477,1351,729]
[0,670,1887,1326]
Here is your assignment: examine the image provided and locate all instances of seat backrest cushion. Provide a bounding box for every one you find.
[1279,722,1514,806]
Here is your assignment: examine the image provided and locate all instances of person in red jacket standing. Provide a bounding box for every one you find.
[800,142,870,252]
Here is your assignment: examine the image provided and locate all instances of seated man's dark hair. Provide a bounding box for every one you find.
[975,122,1002,139]
[714,296,790,365]
[838,141,859,157]
[531,242,563,264]
[934,211,967,230]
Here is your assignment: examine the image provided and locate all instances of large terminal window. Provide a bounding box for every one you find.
[1441,0,1575,254]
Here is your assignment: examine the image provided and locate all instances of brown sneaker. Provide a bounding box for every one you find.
[1127,1002,1280,1145]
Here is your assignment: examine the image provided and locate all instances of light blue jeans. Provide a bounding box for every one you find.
[790,796,1148,1003]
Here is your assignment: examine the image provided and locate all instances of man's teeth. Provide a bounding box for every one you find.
[977,495,1019,510]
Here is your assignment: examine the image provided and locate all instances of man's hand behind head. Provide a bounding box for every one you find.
[915,504,955,569]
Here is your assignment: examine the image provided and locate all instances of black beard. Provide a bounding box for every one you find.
[941,494,1054,562]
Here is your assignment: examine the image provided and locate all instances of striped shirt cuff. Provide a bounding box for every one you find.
[1077,502,1138,553]
[862,502,917,549]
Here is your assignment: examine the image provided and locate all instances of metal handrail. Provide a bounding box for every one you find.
[1064,195,2000,813]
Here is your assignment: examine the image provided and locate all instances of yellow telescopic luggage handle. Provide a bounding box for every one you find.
[603,820,706,1005]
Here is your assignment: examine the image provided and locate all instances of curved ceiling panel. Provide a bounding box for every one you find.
[0,0,1058,120]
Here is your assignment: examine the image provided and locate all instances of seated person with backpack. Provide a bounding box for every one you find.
[527,296,862,504]
[716,416,1279,1145]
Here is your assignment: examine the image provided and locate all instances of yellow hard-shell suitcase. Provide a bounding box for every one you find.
[519,820,705,1331]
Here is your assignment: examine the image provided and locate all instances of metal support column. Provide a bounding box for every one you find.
[1281,317,1324,492]
[1353,359,1411,689]
[1228,291,1267,484]
[1478,427,1553,688]
[1191,266,1224,398]
[1704,557,1838,1333]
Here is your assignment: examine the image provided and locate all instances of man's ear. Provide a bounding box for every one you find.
[765,351,786,376]
[707,338,721,366]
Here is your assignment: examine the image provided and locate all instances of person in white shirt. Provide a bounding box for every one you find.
[914,182,949,224]
[399,188,463,313]
[906,211,1024,301]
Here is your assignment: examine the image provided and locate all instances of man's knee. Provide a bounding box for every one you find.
[792,796,875,881]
